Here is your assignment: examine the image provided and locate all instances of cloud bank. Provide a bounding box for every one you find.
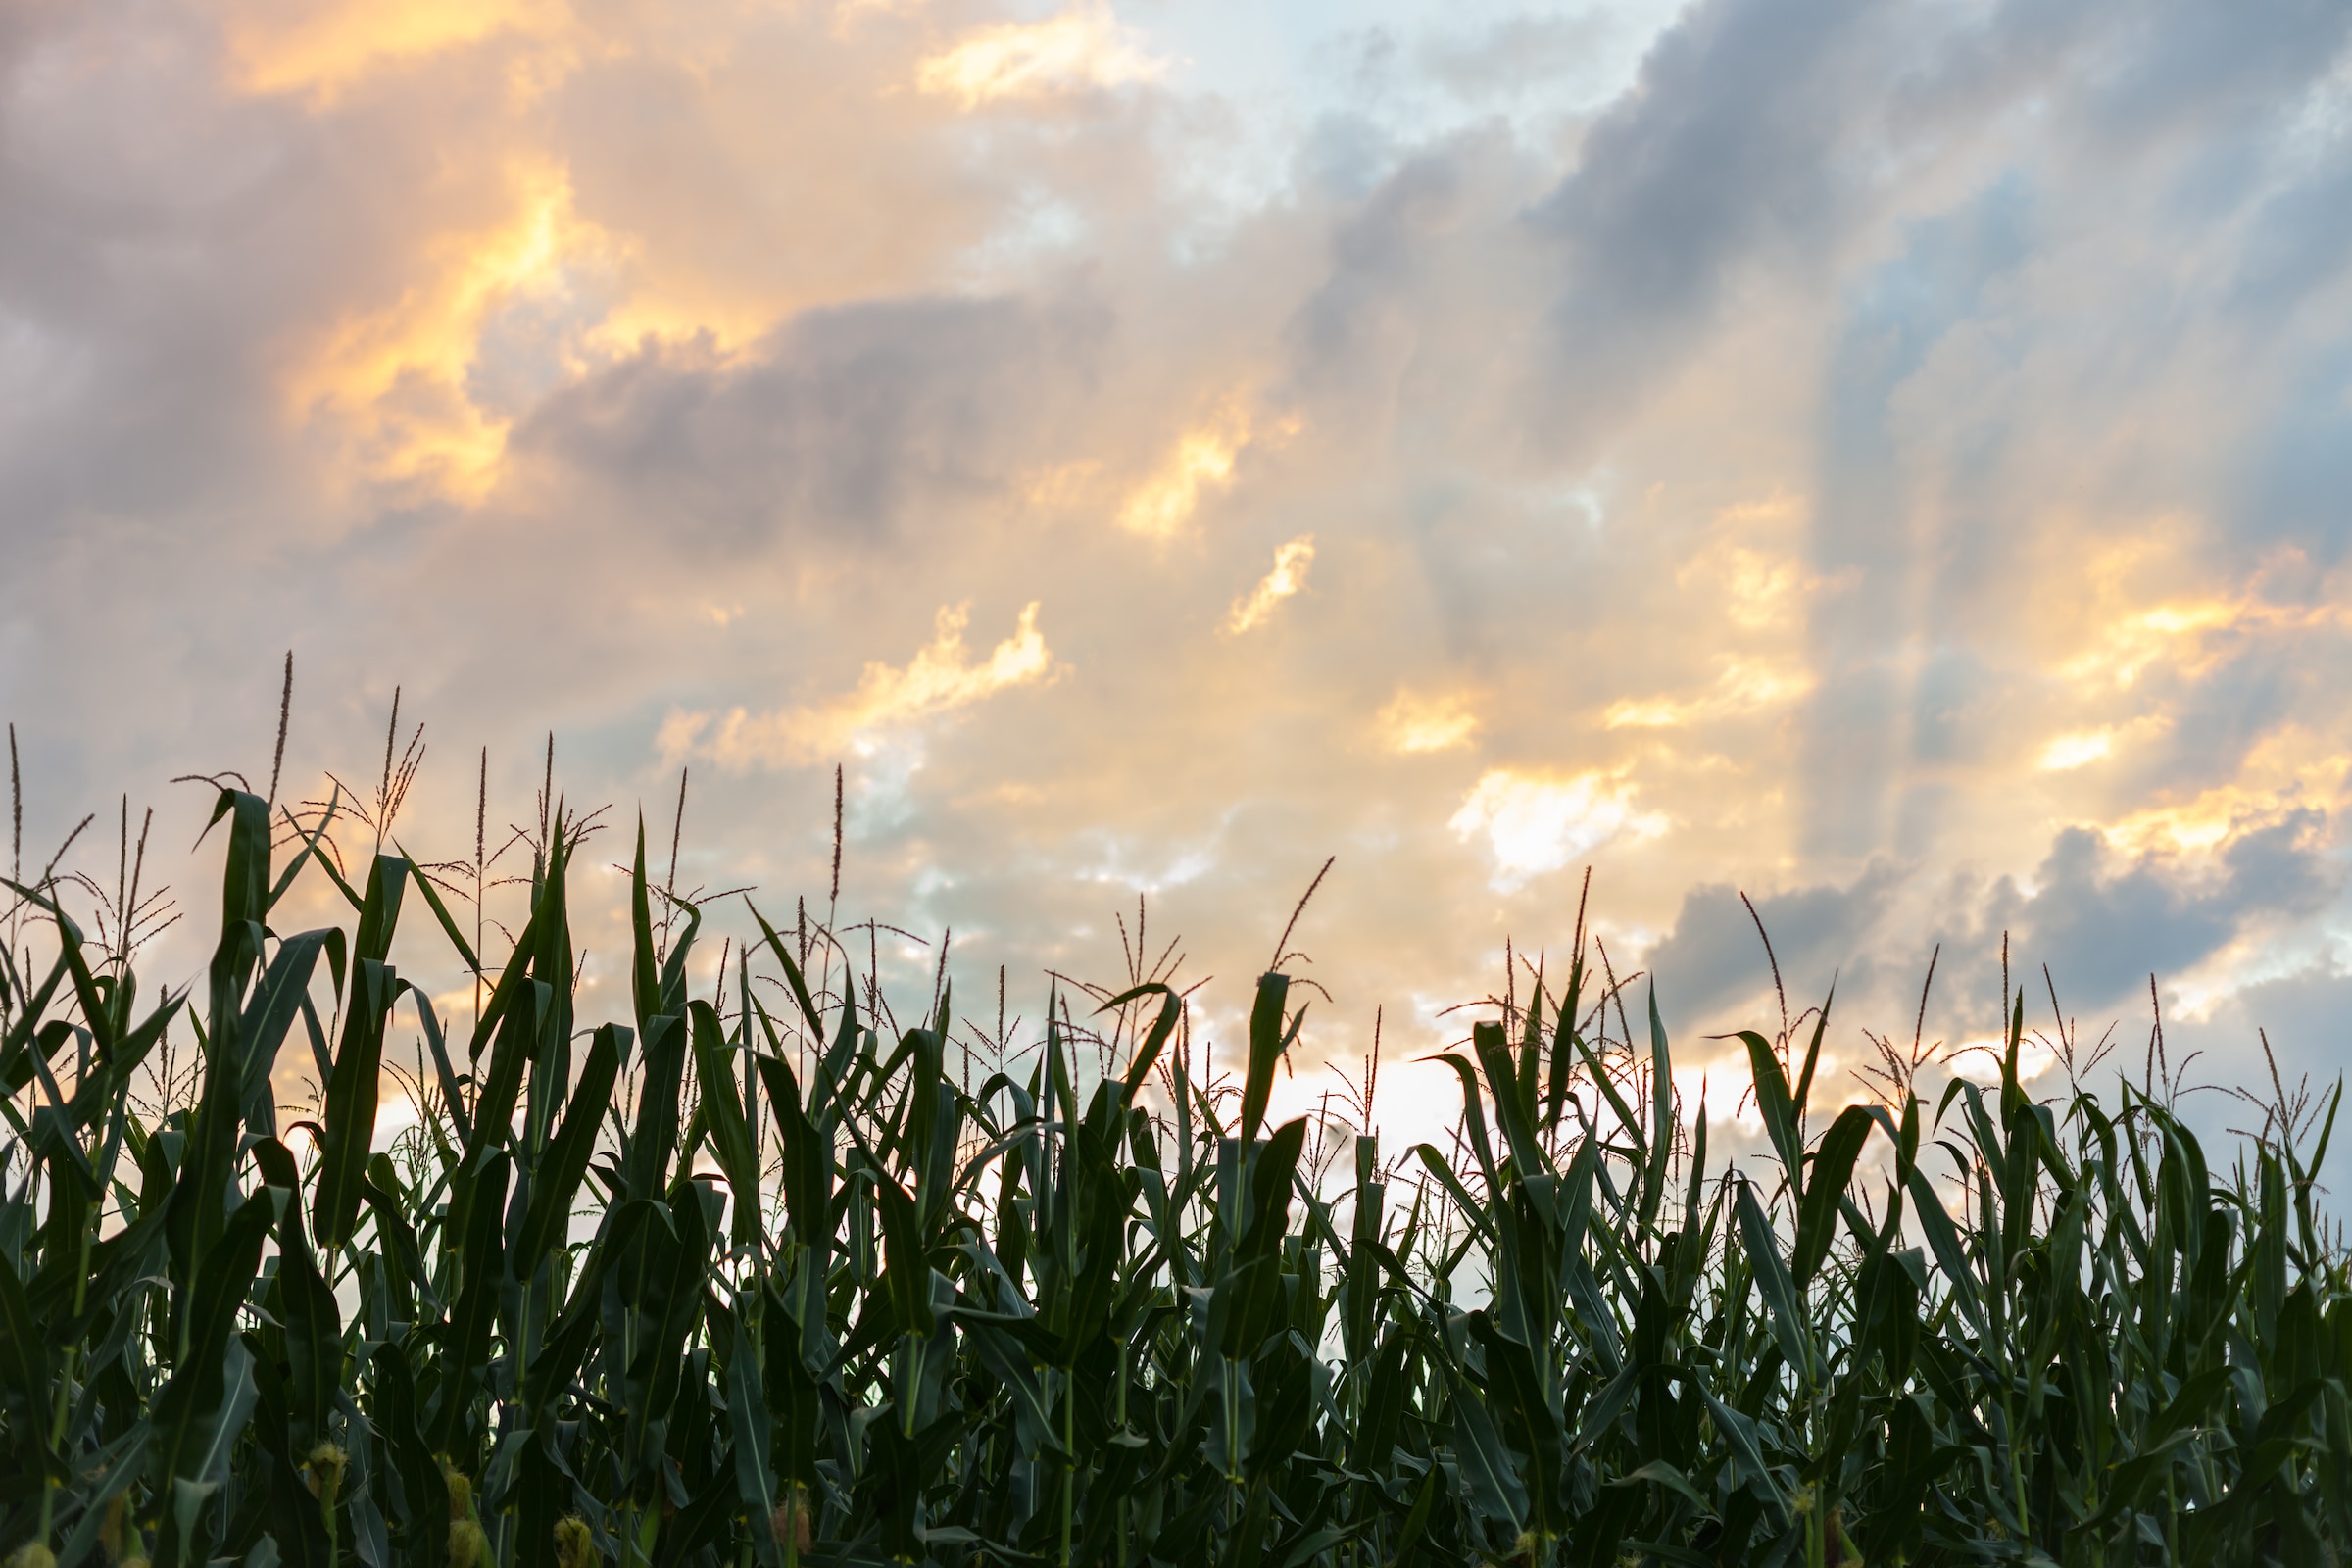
[6,0,2352,1166]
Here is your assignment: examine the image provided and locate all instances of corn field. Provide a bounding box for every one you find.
[3,776,2350,1568]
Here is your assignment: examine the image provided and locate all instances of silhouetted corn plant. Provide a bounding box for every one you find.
[2,779,2348,1568]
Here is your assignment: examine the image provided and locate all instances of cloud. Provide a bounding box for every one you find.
[2000,814,2339,1011]
[1449,769,1666,892]
[9,0,2352,1153]
[1226,535,1315,634]
[1645,863,1903,1022]
[1374,689,1481,754]
[292,157,626,501]
[220,0,569,99]
[1117,397,1296,539]
[1602,659,1811,730]
[660,602,1056,768]
[2037,729,2115,772]
[916,4,1170,110]
[514,292,1105,542]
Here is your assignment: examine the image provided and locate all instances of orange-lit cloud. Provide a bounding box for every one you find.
[288,158,621,501]
[1375,690,1482,754]
[2099,729,2350,858]
[1602,659,1811,729]
[1226,536,1315,633]
[2054,541,2352,692]
[1118,398,1297,538]
[1691,493,1813,631]
[222,0,571,99]
[916,3,1169,109]
[660,603,1056,769]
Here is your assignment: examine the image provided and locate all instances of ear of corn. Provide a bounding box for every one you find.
[2,783,2348,1568]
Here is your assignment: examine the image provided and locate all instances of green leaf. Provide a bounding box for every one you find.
[514,1022,622,1268]
[1640,985,1676,1227]
[1609,1459,1711,1514]
[1792,1105,1875,1286]
[1100,980,1182,1110]
[269,1148,341,1454]
[314,953,401,1250]
[1448,1375,1529,1535]
[433,1151,510,1454]
[1240,971,1291,1145]
[1735,1176,1810,1382]
[1737,1030,1800,1184]
[689,1001,761,1248]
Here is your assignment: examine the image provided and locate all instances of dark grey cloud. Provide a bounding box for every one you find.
[2000,814,2338,1012]
[1646,803,2340,1049]
[1285,139,1478,395]
[1527,0,1885,433]
[513,293,1108,545]
[1646,861,1903,1027]
[2237,347,2352,562]
[2161,956,2352,1199]
[2062,0,2350,150]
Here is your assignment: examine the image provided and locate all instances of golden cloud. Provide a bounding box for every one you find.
[288,158,623,502]
[2054,539,2352,692]
[1374,689,1482,754]
[915,3,1170,109]
[1226,536,1315,634]
[222,0,571,99]
[1601,659,1812,730]
[1117,396,1298,538]
[2097,727,2350,858]
[660,602,1056,769]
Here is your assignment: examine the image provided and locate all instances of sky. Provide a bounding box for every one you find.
[7,0,2352,1172]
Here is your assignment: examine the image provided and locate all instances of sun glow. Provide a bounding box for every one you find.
[1449,769,1667,891]
[2037,728,2115,771]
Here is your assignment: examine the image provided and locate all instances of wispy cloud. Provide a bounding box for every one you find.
[221,0,571,99]
[916,3,1169,110]
[1601,659,1811,730]
[1374,689,1481,754]
[1117,397,1296,538]
[660,603,1056,768]
[1226,536,1315,634]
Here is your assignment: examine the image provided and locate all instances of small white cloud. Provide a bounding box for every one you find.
[1448,768,1666,891]
[662,602,1056,769]
[1226,535,1315,634]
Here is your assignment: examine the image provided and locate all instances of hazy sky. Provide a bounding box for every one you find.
[7,0,2352,1158]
